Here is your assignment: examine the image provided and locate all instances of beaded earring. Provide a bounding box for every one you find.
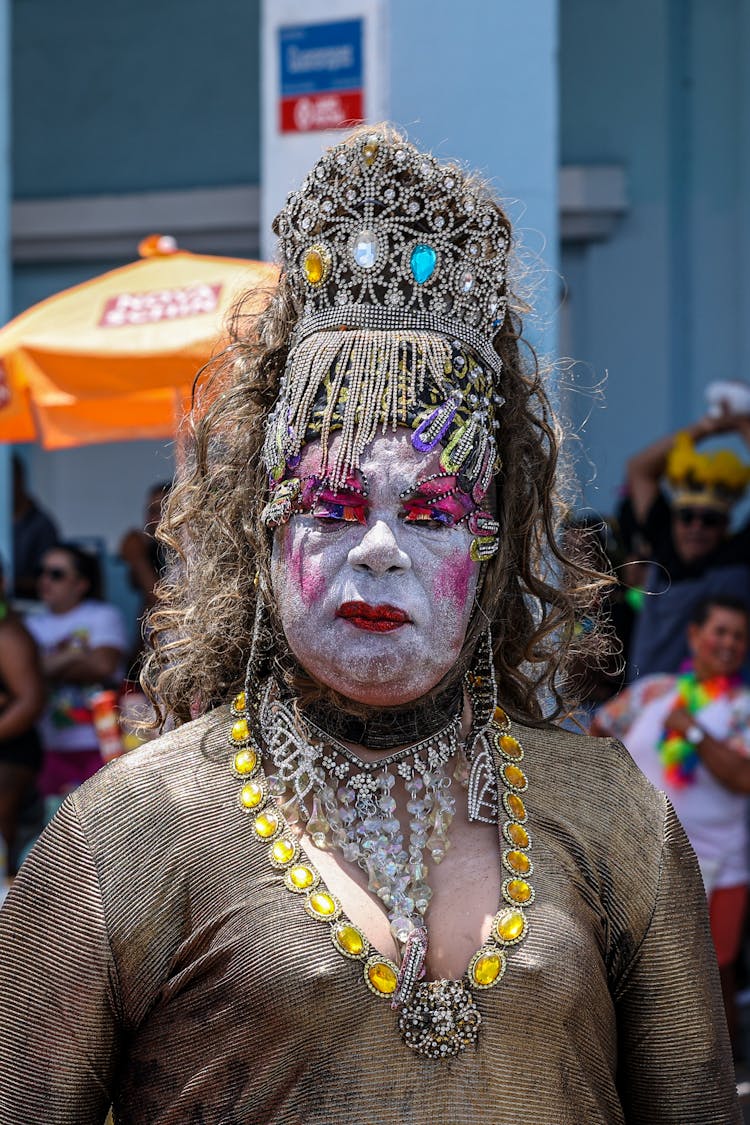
[464,627,500,823]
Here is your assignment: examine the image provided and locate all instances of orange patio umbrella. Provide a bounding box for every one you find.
[0,235,279,449]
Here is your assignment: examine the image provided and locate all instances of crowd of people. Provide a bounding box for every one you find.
[0,126,745,1119]
[570,408,750,1062]
[0,467,170,880]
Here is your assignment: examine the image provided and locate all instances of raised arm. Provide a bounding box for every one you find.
[0,800,120,1123]
[625,416,727,525]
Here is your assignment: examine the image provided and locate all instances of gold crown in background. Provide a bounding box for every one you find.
[667,432,750,509]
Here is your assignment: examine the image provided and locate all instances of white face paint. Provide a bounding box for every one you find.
[270,429,481,707]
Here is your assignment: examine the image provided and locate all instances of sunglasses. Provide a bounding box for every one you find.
[674,507,728,529]
[38,565,72,581]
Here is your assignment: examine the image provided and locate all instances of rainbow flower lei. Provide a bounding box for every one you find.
[657,671,740,787]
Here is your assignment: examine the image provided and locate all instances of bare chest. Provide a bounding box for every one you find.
[301,814,502,980]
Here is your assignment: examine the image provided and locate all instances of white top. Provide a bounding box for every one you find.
[26,600,127,753]
[597,675,750,892]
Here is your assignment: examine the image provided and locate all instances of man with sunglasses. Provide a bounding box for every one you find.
[625,411,750,679]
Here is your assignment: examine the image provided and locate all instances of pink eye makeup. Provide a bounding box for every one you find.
[312,499,368,524]
[402,504,455,527]
[401,488,475,528]
[398,470,487,531]
[401,473,459,503]
[307,475,369,525]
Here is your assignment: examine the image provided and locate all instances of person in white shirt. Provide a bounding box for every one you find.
[592,595,750,1052]
[25,543,127,802]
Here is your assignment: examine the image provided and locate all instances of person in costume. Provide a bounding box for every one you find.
[0,126,740,1123]
[592,594,750,1055]
[625,416,750,678]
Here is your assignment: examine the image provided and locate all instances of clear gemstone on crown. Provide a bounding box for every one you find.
[353,231,379,270]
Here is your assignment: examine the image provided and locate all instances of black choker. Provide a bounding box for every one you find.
[304,682,464,750]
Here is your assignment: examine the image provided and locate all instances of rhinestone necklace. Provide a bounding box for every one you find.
[304,679,464,749]
[258,681,463,946]
[227,691,535,1059]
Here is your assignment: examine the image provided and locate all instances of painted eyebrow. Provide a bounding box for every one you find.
[400,473,458,501]
[316,486,368,505]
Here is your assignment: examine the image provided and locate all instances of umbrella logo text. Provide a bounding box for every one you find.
[99,283,223,328]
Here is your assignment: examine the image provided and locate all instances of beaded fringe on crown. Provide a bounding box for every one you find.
[273,329,456,487]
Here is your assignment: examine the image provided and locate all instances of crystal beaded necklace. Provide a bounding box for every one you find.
[259,681,463,946]
[227,687,536,1060]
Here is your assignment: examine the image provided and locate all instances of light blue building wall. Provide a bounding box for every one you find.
[13,0,261,199]
[390,2,559,353]
[561,0,750,517]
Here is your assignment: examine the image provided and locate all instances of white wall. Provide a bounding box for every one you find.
[25,439,174,556]
[389,0,560,357]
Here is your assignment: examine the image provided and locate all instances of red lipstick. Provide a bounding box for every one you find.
[336,601,411,632]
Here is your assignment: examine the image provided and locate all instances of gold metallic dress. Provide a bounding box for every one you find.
[0,706,740,1123]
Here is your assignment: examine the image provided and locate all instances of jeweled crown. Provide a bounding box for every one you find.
[274,128,510,375]
[667,432,750,510]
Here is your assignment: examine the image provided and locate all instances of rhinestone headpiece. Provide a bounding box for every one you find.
[274,128,510,374]
[262,127,507,560]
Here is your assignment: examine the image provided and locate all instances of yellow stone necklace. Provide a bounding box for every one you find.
[227,691,535,1059]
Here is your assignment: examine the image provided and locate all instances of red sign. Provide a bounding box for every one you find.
[280,90,364,134]
[279,20,364,134]
[99,283,222,328]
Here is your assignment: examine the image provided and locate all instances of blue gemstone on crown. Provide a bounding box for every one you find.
[410,244,437,285]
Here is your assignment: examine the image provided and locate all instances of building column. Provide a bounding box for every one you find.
[388,1,560,356]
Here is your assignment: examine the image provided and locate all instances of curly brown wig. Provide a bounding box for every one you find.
[142,126,610,729]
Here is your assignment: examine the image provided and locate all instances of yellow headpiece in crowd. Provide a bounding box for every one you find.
[666,431,750,511]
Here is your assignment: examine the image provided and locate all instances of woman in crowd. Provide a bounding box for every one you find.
[0,126,740,1122]
[592,594,750,1055]
[26,543,127,805]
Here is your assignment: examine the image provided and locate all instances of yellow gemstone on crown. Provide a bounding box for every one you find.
[334,923,366,957]
[506,878,533,904]
[493,909,527,945]
[231,717,250,744]
[232,691,246,712]
[507,821,529,848]
[289,865,315,890]
[505,793,527,821]
[367,960,398,995]
[499,735,523,760]
[233,748,257,775]
[270,837,296,865]
[503,763,527,790]
[506,849,531,875]
[471,950,504,987]
[308,891,337,917]
[303,245,331,286]
[363,139,379,166]
[239,781,264,809]
[253,810,279,838]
